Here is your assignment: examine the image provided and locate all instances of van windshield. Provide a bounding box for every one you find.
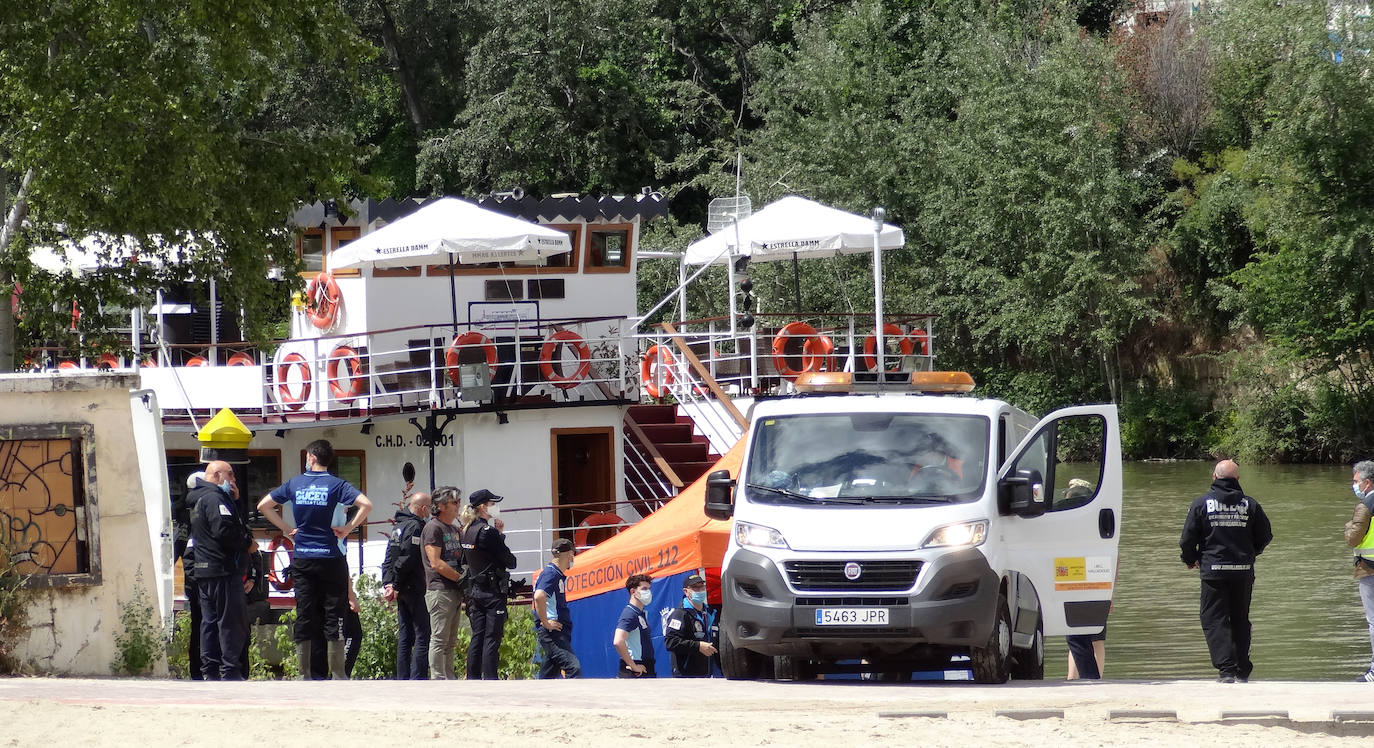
[744,413,990,505]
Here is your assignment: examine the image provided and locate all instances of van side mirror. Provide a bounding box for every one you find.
[1000,468,1046,518]
[704,469,736,520]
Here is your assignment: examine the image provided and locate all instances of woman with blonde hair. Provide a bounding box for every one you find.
[459,489,517,679]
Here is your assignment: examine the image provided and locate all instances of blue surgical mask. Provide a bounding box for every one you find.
[690,590,707,606]
[1356,482,1365,498]
[218,481,233,495]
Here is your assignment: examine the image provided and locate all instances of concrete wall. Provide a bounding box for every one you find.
[0,372,170,675]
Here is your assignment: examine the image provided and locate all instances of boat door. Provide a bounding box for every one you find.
[996,405,1122,636]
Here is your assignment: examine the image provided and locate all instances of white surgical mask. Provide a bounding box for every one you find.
[637,589,652,605]
[487,504,501,518]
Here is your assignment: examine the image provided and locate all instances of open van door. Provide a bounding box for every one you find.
[996,405,1121,636]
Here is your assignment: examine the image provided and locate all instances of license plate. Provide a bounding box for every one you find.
[814,607,889,626]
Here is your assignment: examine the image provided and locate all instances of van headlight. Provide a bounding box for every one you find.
[735,521,790,549]
[922,520,988,549]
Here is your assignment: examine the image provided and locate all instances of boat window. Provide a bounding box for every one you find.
[585,225,632,273]
[484,280,524,301]
[298,230,324,274]
[745,413,990,504]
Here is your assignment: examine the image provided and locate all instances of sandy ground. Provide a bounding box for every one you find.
[2,677,1373,746]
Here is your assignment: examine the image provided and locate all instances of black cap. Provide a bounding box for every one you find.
[552,538,575,554]
[684,573,706,587]
[469,488,503,506]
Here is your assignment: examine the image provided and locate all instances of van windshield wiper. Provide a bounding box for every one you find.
[855,495,953,505]
[745,483,825,504]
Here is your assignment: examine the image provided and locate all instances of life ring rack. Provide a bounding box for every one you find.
[326,345,367,403]
[862,323,915,372]
[275,350,313,410]
[445,332,498,388]
[771,321,835,380]
[305,272,342,331]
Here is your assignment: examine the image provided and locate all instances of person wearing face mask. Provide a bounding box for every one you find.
[613,574,656,677]
[459,488,517,679]
[382,491,433,680]
[663,573,719,677]
[1179,459,1272,683]
[533,538,581,678]
[1343,460,1374,681]
[189,460,256,680]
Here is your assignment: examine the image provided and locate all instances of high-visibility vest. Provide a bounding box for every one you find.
[1358,498,1374,558]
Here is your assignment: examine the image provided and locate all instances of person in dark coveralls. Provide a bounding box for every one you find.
[664,573,719,677]
[1179,459,1273,683]
[382,491,432,679]
[257,439,372,680]
[533,538,581,678]
[459,488,517,679]
[177,471,205,679]
[614,574,656,677]
[189,460,256,680]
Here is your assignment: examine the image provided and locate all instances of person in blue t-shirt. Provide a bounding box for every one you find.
[533,537,580,678]
[613,574,656,678]
[257,439,372,679]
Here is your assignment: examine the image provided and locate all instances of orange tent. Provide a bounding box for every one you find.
[565,437,743,602]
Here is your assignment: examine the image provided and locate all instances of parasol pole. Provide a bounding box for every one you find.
[873,207,885,376]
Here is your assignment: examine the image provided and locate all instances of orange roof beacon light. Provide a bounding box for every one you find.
[910,371,976,394]
[793,371,855,393]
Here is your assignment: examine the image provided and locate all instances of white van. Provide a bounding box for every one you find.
[704,372,1122,682]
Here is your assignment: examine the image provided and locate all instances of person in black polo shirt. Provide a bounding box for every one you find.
[663,573,718,677]
[533,538,580,678]
[382,491,432,679]
[614,574,656,677]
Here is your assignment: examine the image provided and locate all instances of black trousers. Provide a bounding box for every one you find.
[197,574,248,681]
[1199,575,1255,678]
[465,589,508,680]
[184,573,203,680]
[617,660,657,678]
[309,608,363,679]
[292,556,350,643]
[396,587,431,679]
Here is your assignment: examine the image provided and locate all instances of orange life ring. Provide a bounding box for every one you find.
[226,352,256,366]
[57,360,79,370]
[573,511,626,549]
[444,332,497,387]
[539,330,591,390]
[908,328,931,357]
[185,355,209,367]
[327,345,367,402]
[862,323,914,371]
[305,272,342,330]
[267,534,294,591]
[772,321,833,380]
[95,354,119,370]
[640,345,676,399]
[275,351,312,410]
[140,357,158,368]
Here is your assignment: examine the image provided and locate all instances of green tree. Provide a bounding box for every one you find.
[0,0,370,367]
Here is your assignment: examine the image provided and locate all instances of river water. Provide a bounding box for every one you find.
[1042,461,1367,682]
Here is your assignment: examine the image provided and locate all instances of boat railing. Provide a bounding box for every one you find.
[32,316,636,421]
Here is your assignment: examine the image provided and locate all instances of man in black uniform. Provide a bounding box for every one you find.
[189,460,256,680]
[1180,459,1273,683]
[460,488,517,680]
[663,573,719,677]
[176,471,204,679]
[382,491,432,679]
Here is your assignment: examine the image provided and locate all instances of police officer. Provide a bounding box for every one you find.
[663,573,718,677]
[1180,459,1273,683]
[177,471,205,679]
[189,460,255,680]
[382,491,432,679]
[459,488,517,680]
[533,538,580,678]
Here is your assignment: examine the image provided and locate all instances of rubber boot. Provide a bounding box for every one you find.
[328,639,349,680]
[296,640,312,680]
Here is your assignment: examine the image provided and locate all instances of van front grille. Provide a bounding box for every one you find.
[783,560,922,592]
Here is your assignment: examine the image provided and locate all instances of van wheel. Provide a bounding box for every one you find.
[1009,620,1044,680]
[970,593,1012,684]
[774,655,815,681]
[721,633,767,680]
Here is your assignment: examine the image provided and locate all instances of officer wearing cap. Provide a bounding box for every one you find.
[533,538,581,678]
[663,572,719,677]
[459,488,517,679]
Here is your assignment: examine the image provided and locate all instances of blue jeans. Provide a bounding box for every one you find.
[396,588,430,679]
[536,625,581,678]
[1359,575,1374,671]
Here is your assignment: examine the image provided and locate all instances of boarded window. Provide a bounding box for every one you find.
[0,426,98,586]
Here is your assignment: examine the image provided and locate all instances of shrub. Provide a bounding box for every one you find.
[111,569,164,676]
[0,532,32,674]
